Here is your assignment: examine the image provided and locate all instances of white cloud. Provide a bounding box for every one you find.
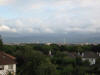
[1,16,100,34]
[27,28,40,33]
[44,28,54,33]
[78,0,100,8]
[0,25,16,32]
[0,0,15,5]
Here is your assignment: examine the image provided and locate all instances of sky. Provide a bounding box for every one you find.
[0,0,100,43]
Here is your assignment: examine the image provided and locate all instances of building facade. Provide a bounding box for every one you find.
[0,51,16,75]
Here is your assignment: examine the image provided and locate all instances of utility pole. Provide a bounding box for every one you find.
[64,38,66,44]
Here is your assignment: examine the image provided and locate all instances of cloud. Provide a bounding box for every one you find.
[1,16,100,34]
[78,0,100,8]
[0,0,100,35]
[0,0,15,6]
[44,28,54,33]
[0,25,16,32]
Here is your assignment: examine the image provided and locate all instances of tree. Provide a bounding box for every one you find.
[62,65,73,75]
[18,50,51,75]
[0,35,3,50]
[36,63,57,75]
[75,56,82,66]
[8,72,13,75]
[77,46,84,52]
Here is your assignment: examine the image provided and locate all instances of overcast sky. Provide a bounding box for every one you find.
[0,0,100,43]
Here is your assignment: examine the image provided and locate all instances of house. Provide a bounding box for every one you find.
[64,51,99,65]
[0,51,16,75]
[97,52,100,56]
[79,52,98,65]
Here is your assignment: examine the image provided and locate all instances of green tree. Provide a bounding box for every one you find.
[18,50,51,75]
[36,63,57,75]
[8,72,12,75]
[62,65,74,75]
[77,46,84,52]
[0,35,3,50]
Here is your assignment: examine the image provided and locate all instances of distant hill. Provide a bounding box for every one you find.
[2,32,100,44]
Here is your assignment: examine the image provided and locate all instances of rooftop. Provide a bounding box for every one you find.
[0,51,16,65]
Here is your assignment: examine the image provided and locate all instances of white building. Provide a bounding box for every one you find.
[46,43,52,46]
[0,51,16,75]
[49,50,52,56]
[80,52,98,65]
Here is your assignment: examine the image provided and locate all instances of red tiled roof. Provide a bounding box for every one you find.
[0,51,16,65]
[82,51,98,58]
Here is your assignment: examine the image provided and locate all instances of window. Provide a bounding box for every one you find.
[0,65,4,70]
[8,65,13,69]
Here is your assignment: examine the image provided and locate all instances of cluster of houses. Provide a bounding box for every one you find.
[78,52,100,65]
[66,51,100,65]
[0,51,16,75]
[49,50,100,65]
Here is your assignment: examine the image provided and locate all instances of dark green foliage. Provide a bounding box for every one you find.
[1,43,100,75]
[36,63,57,75]
[62,65,74,75]
[0,35,3,50]
[8,72,13,75]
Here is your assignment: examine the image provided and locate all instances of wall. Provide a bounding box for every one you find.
[0,64,16,75]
